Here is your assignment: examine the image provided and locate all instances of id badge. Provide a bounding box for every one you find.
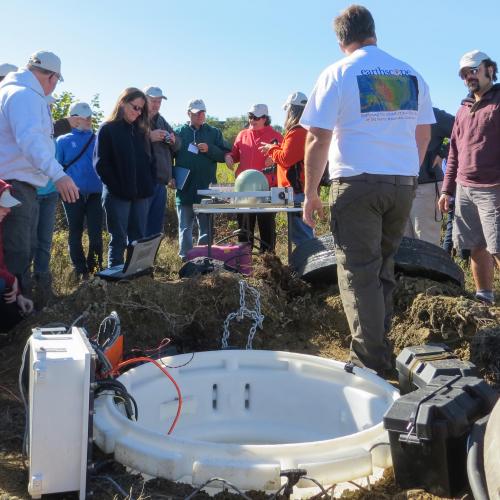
[188,142,199,154]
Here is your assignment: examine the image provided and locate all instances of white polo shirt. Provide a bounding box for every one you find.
[300,45,435,179]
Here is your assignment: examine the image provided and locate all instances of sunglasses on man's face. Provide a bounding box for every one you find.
[248,114,264,121]
[461,67,480,79]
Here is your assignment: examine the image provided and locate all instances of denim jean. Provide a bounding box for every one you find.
[146,183,167,237]
[176,204,209,259]
[102,186,149,267]
[63,193,103,274]
[31,191,59,282]
[291,193,314,246]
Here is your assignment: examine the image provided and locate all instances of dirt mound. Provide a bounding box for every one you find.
[2,258,500,499]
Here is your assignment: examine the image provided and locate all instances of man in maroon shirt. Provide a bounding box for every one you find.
[439,50,500,304]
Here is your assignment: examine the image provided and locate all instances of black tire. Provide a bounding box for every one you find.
[291,235,464,287]
[395,237,464,287]
[290,234,337,285]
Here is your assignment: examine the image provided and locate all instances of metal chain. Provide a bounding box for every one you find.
[221,280,264,349]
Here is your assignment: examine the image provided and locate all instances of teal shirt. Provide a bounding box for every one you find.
[174,123,230,205]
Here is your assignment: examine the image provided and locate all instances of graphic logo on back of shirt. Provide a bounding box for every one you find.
[357,74,418,114]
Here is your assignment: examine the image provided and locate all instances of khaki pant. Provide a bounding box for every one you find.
[405,181,443,246]
[330,174,416,372]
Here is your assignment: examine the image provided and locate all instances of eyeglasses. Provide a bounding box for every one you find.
[128,103,144,113]
[461,67,480,79]
[248,114,264,121]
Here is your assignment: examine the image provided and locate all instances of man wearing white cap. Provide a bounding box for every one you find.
[143,85,179,236]
[439,50,500,305]
[0,63,18,83]
[0,179,34,335]
[174,99,230,259]
[0,50,79,293]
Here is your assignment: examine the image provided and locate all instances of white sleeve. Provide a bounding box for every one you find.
[300,67,340,131]
[4,91,66,182]
[416,76,436,125]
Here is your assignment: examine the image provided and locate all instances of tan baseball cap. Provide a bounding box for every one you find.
[28,50,63,81]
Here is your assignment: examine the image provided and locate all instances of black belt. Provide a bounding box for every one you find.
[332,173,417,186]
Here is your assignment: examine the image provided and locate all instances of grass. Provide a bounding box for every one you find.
[49,167,494,298]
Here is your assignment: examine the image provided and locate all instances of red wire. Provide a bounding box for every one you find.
[113,357,182,435]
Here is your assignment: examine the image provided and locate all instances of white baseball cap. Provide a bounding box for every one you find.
[282,91,308,110]
[0,63,18,77]
[143,86,167,100]
[0,189,21,208]
[69,102,92,118]
[248,104,268,117]
[459,50,490,75]
[188,99,206,113]
[27,50,63,81]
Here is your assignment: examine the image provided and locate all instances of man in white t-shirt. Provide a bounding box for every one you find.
[300,5,435,375]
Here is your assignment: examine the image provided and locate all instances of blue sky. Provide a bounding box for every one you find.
[3,0,499,127]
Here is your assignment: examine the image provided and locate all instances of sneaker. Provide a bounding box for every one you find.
[475,293,495,305]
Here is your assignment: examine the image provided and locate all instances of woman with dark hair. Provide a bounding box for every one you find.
[225,104,282,252]
[94,88,156,267]
[259,92,314,245]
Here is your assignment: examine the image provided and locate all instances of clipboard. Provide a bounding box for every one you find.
[173,166,190,190]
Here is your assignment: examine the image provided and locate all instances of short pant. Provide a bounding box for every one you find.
[453,183,500,254]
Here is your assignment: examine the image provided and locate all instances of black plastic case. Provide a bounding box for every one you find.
[396,344,477,394]
[384,375,498,497]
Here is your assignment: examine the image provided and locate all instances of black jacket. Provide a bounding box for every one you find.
[94,119,156,200]
[418,107,455,184]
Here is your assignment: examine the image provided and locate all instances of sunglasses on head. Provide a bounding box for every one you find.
[128,103,144,113]
[461,67,480,79]
[248,114,264,120]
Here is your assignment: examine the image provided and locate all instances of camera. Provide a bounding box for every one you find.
[163,133,172,144]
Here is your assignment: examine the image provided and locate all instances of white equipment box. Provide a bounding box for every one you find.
[28,327,95,499]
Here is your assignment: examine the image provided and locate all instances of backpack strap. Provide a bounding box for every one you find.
[62,133,95,171]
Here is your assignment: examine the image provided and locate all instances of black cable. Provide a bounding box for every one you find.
[92,474,132,499]
[467,414,490,500]
[159,352,195,369]
[95,380,139,421]
[97,384,138,421]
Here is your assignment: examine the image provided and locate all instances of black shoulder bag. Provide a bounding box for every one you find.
[62,133,95,171]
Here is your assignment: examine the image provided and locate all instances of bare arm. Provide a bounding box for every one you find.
[303,127,332,227]
[415,124,431,167]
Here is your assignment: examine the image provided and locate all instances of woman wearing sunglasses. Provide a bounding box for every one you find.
[94,88,156,267]
[225,104,283,252]
[259,92,314,246]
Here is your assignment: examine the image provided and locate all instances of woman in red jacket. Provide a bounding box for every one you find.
[0,180,34,335]
[225,104,283,252]
[259,92,314,246]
